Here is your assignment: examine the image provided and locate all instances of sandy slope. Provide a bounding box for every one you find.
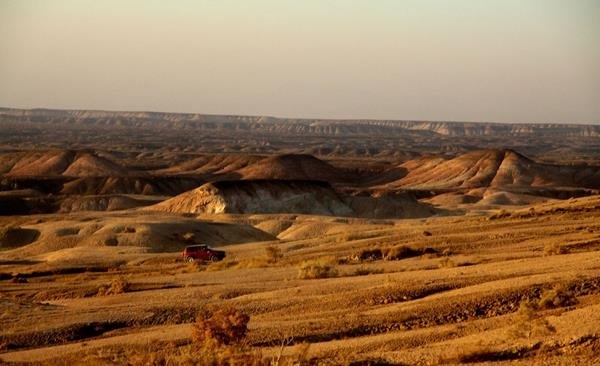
[1,196,600,364]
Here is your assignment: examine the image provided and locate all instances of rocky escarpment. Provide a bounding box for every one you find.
[2,107,598,138]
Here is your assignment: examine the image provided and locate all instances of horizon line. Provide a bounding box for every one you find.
[1,105,599,126]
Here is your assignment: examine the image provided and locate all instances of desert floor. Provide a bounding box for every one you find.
[1,196,600,365]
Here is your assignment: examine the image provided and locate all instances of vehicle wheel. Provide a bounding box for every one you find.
[185,256,195,263]
[209,255,218,262]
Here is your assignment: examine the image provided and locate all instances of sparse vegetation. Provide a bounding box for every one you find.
[206,258,239,271]
[192,307,250,347]
[298,259,339,279]
[509,300,556,339]
[544,242,568,256]
[264,244,283,264]
[97,276,131,296]
[353,248,384,262]
[538,284,578,309]
[352,265,384,276]
[2,171,600,364]
[384,245,420,260]
[438,257,456,268]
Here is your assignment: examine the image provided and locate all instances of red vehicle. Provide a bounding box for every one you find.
[183,245,226,262]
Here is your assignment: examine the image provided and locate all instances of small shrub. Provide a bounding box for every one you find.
[298,260,338,279]
[384,245,420,260]
[109,276,130,294]
[538,284,578,309]
[265,245,283,264]
[544,243,567,256]
[192,308,250,347]
[353,248,383,262]
[438,257,456,268]
[97,276,130,296]
[509,300,556,339]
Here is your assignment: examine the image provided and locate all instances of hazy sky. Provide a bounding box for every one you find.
[1,0,599,123]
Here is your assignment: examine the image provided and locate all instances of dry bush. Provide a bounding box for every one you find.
[298,260,338,279]
[438,257,456,268]
[353,248,384,262]
[544,243,567,256]
[97,276,130,296]
[509,301,556,339]
[538,284,578,309]
[264,244,283,264]
[192,308,250,347]
[384,245,420,260]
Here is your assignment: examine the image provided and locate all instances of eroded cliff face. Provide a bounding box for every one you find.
[3,107,598,161]
[148,180,355,216]
[2,107,598,138]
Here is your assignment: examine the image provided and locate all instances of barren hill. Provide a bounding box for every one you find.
[385,149,600,190]
[148,179,438,218]
[1,150,76,176]
[1,150,130,177]
[60,176,202,196]
[148,180,353,216]
[157,154,263,177]
[237,154,349,182]
[148,180,355,216]
[62,152,129,177]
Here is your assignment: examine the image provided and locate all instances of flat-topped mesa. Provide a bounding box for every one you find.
[2,107,599,138]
